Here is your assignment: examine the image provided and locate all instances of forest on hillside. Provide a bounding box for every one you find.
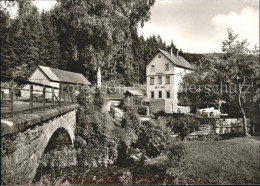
[1,0,205,85]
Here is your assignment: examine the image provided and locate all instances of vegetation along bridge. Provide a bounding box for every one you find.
[1,76,79,185]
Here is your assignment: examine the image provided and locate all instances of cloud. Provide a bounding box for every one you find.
[211,6,259,50]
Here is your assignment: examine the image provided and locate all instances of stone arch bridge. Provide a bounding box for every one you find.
[1,104,79,185]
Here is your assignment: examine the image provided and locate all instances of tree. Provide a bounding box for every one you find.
[215,29,259,135]
[40,10,61,69]
[179,56,216,113]
[51,0,155,84]
[180,29,259,136]
[2,0,161,85]
[11,63,30,79]
[0,1,18,76]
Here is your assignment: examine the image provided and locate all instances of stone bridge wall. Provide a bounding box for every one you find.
[1,106,77,185]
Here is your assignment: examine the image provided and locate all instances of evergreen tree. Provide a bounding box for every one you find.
[14,1,44,75]
[40,10,61,68]
[0,5,13,75]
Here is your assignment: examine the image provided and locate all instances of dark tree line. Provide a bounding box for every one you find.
[1,0,203,85]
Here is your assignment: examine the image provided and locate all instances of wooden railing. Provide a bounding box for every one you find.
[1,75,77,118]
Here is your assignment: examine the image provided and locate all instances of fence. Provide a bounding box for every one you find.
[210,118,253,134]
[154,113,254,135]
[1,75,77,118]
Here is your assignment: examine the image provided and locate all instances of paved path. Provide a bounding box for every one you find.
[104,98,151,122]
[104,99,123,121]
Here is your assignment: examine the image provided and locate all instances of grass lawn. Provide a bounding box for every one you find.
[179,136,260,184]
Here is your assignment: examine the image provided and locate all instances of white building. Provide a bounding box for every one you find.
[146,49,193,113]
[21,65,91,99]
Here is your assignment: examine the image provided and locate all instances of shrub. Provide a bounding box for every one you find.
[121,103,141,137]
[164,142,188,184]
[133,163,166,184]
[176,120,190,141]
[166,142,187,166]
[76,91,93,114]
[75,91,118,167]
[157,115,201,140]
[134,120,171,158]
[116,140,131,167]
[39,147,77,168]
[93,89,104,111]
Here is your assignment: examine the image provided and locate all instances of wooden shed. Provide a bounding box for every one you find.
[124,90,143,106]
[21,65,91,99]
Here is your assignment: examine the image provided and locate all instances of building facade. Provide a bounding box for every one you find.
[21,65,91,99]
[146,49,193,113]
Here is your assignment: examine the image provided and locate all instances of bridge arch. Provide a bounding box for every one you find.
[1,110,76,185]
[43,127,73,152]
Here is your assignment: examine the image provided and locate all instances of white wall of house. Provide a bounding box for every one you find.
[29,68,50,85]
[146,52,191,102]
[21,68,59,99]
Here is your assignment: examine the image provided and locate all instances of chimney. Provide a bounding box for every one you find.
[170,48,173,56]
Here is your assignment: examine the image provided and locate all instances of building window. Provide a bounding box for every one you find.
[158,91,162,98]
[158,76,162,85]
[151,91,154,98]
[150,77,154,85]
[165,63,169,71]
[166,76,170,84]
[166,91,170,98]
[151,65,155,72]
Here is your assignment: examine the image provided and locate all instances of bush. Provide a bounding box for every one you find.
[75,91,118,167]
[156,115,200,140]
[164,142,188,184]
[77,89,104,112]
[93,89,104,111]
[166,142,187,166]
[116,140,131,167]
[134,120,171,158]
[39,147,77,168]
[121,103,141,137]
[133,163,166,184]
[175,120,190,140]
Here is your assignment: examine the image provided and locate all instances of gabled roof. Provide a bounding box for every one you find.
[157,49,194,70]
[38,65,91,85]
[124,90,143,96]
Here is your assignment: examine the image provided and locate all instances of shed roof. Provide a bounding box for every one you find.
[38,65,91,85]
[124,90,143,96]
[158,49,194,70]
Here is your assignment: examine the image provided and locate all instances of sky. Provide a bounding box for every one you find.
[3,0,259,54]
[33,0,57,11]
[138,0,259,53]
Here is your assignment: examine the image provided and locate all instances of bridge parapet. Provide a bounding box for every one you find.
[1,75,78,118]
[1,104,79,136]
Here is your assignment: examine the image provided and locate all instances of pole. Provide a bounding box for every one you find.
[43,85,46,111]
[9,79,14,118]
[30,84,33,114]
